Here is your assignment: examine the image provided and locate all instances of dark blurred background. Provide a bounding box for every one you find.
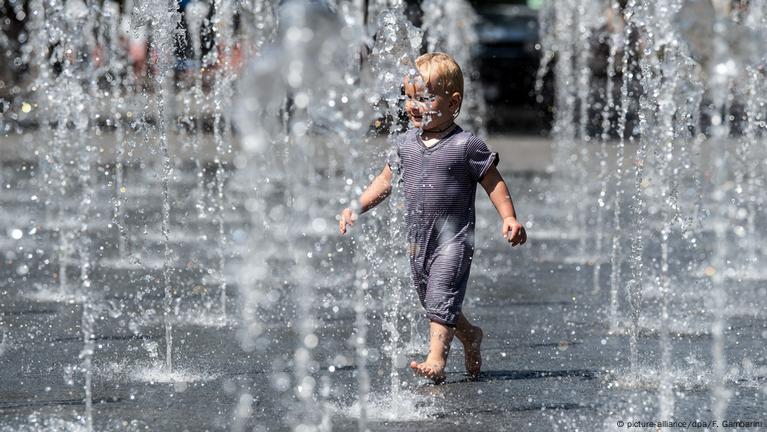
[0,0,552,134]
[467,0,551,134]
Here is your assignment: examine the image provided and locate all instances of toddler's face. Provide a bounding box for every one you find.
[402,77,457,131]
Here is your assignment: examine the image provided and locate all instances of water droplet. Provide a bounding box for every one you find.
[311,218,327,233]
[272,372,290,392]
[294,92,309,108]
[10,229,22,240]
[303,334,318,349]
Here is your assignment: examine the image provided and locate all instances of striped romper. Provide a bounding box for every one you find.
[388,126,499,326]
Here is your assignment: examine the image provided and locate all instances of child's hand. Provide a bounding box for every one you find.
[338,208,357,235]
[502,217,526,246]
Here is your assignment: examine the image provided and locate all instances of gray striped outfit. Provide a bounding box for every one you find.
[388,126,499,326]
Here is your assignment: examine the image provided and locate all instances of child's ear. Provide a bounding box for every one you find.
[451,92,463,116]
[451,92,462,108]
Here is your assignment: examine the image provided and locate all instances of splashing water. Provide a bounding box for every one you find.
[1,0,764,430]
[540,0,767,422]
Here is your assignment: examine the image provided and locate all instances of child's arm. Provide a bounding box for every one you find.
[339,164,393,235]
[479,165,527,246]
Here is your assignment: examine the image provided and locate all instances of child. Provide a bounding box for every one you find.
[339,52,526,383]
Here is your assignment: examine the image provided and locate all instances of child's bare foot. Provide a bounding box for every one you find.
[462,326,483,378]
[411,321,454,384]
[410,358,446,384]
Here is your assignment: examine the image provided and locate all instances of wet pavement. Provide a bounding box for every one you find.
[0,133,765,431]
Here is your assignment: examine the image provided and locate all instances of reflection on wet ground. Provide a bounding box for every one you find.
[0,161,763,431]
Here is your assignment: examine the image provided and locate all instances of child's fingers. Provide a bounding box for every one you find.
[339,209,355,235]
[507,224,519,243]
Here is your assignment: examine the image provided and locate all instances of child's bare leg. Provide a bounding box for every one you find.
[455,313,483,378]
[410,320,455,383]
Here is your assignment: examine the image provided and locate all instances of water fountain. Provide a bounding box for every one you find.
[0,0,764,431]
[234,1,377,428]
[183,0,210,221]
[540,0,766,424]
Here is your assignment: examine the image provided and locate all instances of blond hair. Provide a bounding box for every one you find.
[415,52,464,98]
